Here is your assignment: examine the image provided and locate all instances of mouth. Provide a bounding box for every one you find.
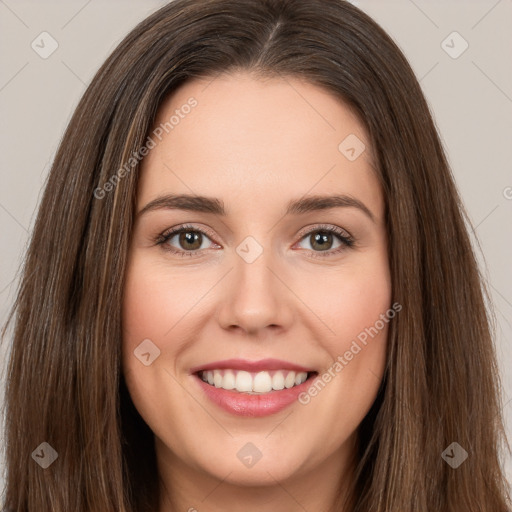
[196,369,318,394]
[190,359,319,417]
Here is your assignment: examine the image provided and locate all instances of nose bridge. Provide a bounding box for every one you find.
[236,235,275,292]
[217,233,293,334]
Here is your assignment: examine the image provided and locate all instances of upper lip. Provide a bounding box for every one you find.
[189,358,316,374]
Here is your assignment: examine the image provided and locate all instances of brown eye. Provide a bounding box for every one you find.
[308,231,336,252]
[156,224,219,256]
[295,225,354,258]
[177,230,203,251]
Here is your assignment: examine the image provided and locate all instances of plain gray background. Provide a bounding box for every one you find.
[1,0,511,496]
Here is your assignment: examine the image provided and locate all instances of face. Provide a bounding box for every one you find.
[122,71,391,495]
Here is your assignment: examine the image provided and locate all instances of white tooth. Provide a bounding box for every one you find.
[204,368,309,391]
[235,370,253,392]
[295,371,307,385]
[253,371,272,393]
[213,370,223,387]
[272,371,285,390]
[223,370,236,390]
[284,371,296,388]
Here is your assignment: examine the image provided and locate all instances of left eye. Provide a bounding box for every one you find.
[293,225,354,257]
[296,230,344,252]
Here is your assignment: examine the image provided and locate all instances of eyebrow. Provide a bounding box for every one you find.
[137,193,376,222]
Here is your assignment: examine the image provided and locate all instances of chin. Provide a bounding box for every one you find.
[194,443,310,485]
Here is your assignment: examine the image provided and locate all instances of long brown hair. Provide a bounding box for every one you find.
[1,0,510,510]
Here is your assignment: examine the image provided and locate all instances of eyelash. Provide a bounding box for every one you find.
[154,223,355,259]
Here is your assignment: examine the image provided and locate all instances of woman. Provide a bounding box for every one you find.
[1,0,510,510]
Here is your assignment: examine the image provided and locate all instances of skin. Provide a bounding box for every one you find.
[122,71,391,512]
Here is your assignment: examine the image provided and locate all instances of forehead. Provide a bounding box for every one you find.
[138,71,382,219]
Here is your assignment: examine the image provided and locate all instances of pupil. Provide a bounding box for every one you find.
[312,232,331,251]
[180,231,201,250]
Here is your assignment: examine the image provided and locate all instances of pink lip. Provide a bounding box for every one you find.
[189,358,317,417]
[189,358,315,374]
[194,374,316,417]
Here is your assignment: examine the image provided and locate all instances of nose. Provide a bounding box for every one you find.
[216,242,295,336]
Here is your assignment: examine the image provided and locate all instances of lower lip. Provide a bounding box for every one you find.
[194,374,316,417]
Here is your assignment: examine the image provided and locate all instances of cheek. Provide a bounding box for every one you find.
[302,253,391,352]
[332,272,391,347]
[295,253,391,417]
[122,260,203,354]
[121,260,196,439]
[121,260,180,406]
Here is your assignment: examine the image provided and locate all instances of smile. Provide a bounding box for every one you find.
[198,369,311,393]
[191,358,319,417]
